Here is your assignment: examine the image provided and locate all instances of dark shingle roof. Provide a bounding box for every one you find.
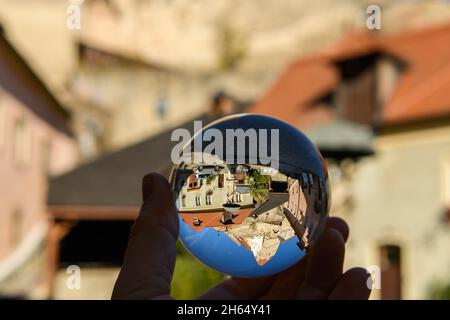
[48,114,212,207]
[48,99,248,207]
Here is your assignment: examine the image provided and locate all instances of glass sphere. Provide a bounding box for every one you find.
[170,114,330,277]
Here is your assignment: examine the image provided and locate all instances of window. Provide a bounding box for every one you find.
[0,99,5,149]
[11,209,24,248]
[79,117,102,159]
[13,116,31,168]
[380,245,402,300]
[206,194,212,205]
[42,139,52,175]
[155,96,169,119]
[444,156,450,206]
[188,174,200,189]
[335,55,377,125]
[195,195,201,207]
[181,194,186,208]
[218,174,224,188]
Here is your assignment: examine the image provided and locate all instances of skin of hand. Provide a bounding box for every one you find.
[111,173,371,300]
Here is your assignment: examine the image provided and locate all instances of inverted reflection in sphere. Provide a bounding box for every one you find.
[170,114,330,277]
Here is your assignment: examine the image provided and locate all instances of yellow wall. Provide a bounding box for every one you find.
[340,125,450,299]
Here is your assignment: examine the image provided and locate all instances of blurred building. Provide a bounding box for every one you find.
[45,21,450,299]
[4,0,450,161]
[43,101,245,299]
[1,0,449,300]
[178,167,254,216]
[220,206,295,266]
[0,29,77,296]
[249,22,450,299]
[180,208,254,232]
[69,43,214,157]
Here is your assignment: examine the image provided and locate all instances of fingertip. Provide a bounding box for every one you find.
[329,267,372,300]
[348,267,371,282]
[298,228,345,298]
[142,173,154,201]
[148,172,171,187]
[308,227,345,262]
[142,172,172,203]
[326,217,349,242]
[137,173,178,236]
[319,227,345,248]
[113,173,178,299]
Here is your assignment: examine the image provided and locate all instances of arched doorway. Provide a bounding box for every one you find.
[379,244,402,300]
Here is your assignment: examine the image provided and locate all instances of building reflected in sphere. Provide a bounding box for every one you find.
[171,114,330,277]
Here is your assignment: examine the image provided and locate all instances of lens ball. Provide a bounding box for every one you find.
[170,114,330,277]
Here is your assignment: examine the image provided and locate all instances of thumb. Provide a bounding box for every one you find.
[112,173,179,300]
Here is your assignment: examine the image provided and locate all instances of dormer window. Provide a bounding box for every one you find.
[333,54,403,126]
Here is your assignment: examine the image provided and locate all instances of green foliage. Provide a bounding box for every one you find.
[427,281,450,300]
[171,241,225,299]
[217,22,246,71]
[248,169,270,201]
[206,174,218,185]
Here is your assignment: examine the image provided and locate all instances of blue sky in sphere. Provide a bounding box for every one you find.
[179,216,306,278]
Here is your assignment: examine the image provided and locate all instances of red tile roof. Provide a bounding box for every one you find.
[179,208,254,232]
[249,57,338,126]
[250,23,450,127]
[323,29,380,61]
[381,23,450,124]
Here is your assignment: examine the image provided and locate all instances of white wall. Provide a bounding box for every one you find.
[341,125,450,299]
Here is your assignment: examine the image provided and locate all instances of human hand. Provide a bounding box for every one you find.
[111,173,371,300]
